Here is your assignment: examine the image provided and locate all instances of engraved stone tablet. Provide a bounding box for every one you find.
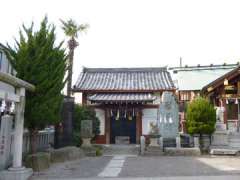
[159,92,179,138]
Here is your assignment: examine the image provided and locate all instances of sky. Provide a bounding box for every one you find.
[1,0,240,84]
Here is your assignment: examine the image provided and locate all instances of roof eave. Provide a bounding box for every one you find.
[202,66,240,93]
[72,88,176,93]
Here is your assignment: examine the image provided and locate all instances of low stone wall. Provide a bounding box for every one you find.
[51,146,85,163]
[25,152,50,171]
[25,146,85,172]
[164,147,201,156]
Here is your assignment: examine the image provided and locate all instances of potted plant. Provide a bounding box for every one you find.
[186,97,216,151]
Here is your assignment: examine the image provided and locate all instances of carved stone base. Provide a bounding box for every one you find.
[212,131,229,146]
[82,138,92,147]
[0,167,33,180]
[149,138,159,147]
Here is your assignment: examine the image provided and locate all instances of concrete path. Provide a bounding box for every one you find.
[98,155,137,177]
[32,156,240,179]
[33,175,240,180]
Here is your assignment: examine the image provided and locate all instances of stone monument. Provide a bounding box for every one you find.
[0,115,13,170]
[159,92,179,139]
[81,120,93,147]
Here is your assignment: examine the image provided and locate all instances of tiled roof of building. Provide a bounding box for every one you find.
[74,67,175,92]
[169,63,238,91]
[88,93,156,102]
[202,65,240,93]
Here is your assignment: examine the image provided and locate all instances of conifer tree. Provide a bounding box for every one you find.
[1,17,67,153]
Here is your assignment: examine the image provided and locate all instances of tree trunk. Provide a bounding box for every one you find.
[67,38,77,97]
[30,129,38,154]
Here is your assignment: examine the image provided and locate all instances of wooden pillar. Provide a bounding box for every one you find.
[82,92,87,105]
[105,108,110,144]
[223,99,228,126]
[136,108,142,144]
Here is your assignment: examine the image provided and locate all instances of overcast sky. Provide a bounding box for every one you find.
[1,0,240,84]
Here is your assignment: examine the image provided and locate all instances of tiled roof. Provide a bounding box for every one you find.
[88,93,156,102]
[169,64,238,91]
[74,67,175,92]
[202,65,240,92]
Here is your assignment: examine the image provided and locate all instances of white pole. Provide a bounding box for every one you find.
[12,87,25,169]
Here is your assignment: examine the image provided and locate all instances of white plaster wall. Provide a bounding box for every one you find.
[0,51,15,93]
[95,108,105,135]
[142,108,158,135]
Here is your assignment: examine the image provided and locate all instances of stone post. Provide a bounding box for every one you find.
[194,136,200,148]
[176,136,181,148]
[140,136,145,155]
[0,115,13,170]
[0,88,33,180]
[159,137,163,150]
[12,88,25,169]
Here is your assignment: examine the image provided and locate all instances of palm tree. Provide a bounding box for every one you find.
[60,19,89,96]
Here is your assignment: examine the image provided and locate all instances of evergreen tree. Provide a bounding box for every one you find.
[186,97,216,148]
[1,17,67,153]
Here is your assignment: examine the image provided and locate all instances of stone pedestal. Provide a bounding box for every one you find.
[149,137,159,147]
[212,131,229,146]
[0,167,33,180]
[211,122,228,146]
[82,138,92,147]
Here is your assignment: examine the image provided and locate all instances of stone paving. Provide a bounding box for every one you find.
[32,155,240,180]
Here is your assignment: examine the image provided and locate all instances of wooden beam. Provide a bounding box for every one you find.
[0,71,35,92]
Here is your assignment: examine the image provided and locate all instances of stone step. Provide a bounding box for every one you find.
[164,147,201,156]
[144,146,164,156]
[210,148,239,155]
[103,145,139,155]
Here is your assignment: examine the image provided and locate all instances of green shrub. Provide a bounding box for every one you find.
[186,97,216,135]
[73,105,100,146]
[96,147,102,156]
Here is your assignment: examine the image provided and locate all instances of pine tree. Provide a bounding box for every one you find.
[1,17,67,153]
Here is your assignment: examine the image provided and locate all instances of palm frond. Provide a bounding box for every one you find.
[60,19,89,38]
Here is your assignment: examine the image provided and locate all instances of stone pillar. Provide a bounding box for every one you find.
[194,136,200,148]
[54,96,74,148]
[0,88,33,180]
[12,88,25,168]
[176,136,181,148]
[0,115,13,170]
[159,137,163,150]
[140,136,145,155]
